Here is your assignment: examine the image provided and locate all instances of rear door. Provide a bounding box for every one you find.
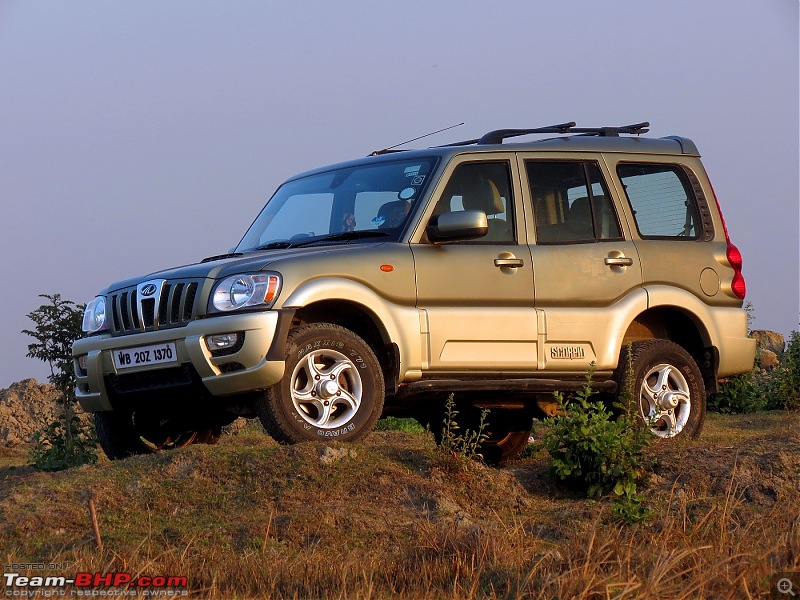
[519,155,645,372]
[609,158,726,304]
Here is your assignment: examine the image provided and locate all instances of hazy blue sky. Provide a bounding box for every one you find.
[1,1,797,388]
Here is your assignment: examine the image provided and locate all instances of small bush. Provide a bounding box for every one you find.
[543,366,651,523]
[23,294,98,471]
[433,394,490,473]
[764,330,800,411]
[375,417,426,434]
[29,416,98,472]
[708,371,766,414]
[711,328,800,413]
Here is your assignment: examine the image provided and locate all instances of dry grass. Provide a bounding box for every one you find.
[0,411,798,599]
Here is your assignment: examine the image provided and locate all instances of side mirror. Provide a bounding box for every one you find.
[426,210,488,243]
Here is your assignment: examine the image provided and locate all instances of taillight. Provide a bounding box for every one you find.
[727,242,746,299]
[710,180,746,300]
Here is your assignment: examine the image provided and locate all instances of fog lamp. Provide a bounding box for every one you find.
[206,333,240,351]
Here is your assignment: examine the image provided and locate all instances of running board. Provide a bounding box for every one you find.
[395,377,617,400]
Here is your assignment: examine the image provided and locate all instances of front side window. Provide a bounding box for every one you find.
[431,161,515,243]
[525,160,622,244]
[236,157,438,251]
[617,163,699,239]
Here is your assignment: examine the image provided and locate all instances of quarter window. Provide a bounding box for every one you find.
[617,164,699,239]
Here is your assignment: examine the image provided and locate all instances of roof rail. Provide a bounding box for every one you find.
[440,122,576,147]
[571,122,650,138]
[438,121,650,147]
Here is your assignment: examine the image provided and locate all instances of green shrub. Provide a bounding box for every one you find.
[708,371,766,414]
[711,328,800,413]
[764,330,800,410]
[22,294,98,471]
[375,416,425,434]
[543,366,651,523]
[433,394,490,473]
[29,416,98,472]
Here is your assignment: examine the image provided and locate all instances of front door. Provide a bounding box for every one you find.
[412,158,537,372]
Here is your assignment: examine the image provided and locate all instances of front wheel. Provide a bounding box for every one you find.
[94,411,219,460]
[615,340,706,439]
[257,323,385,444]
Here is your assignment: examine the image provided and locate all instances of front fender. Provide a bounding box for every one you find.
[281,277,424,379]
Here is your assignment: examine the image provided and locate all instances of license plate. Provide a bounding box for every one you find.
[113,342,177,370]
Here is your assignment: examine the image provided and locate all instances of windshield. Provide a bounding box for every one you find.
[236,157,438,251]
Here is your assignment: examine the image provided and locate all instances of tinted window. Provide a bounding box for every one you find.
[237,157,437,251]
[617,164,699,239]
[432,161,515,243]
[525,161,621,244]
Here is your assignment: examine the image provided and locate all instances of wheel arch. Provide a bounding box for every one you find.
[292,299,401,394]
[622,305,718,393]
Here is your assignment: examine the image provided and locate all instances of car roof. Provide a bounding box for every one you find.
[285,125,699,182]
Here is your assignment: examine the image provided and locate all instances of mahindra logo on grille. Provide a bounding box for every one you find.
[140,284,158,297]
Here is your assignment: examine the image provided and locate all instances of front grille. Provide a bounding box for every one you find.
[109,279,202,336]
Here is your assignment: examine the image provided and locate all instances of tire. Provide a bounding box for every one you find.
[194,427,221,445]
[95,410,206,460]
[424,400,535,466]
[94,411,147,460]
[615,340,706,439]
[466,405,535,466]
[257,323,385,444]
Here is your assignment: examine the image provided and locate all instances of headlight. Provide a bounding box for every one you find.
[82,296,108,333]
[211,273,281,312]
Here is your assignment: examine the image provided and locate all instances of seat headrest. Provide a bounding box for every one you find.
[462,179,504,216]
[376,200,410,228]
[568,197,593,235]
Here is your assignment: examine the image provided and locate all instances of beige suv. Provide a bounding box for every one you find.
[73,122,755,463]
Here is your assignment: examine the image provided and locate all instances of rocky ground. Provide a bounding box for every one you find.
[0,378,63,446]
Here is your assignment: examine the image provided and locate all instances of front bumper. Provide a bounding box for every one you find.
[72,311,287,413]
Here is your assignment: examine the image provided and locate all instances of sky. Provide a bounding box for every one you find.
[0,0,797,388]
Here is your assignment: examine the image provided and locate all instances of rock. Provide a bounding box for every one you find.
[759,349,780,370]
[318,446,357,465]
[0,379,89,447]
[751,330,785,356]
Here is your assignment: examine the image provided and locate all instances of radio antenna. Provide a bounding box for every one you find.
[371,122,464,155]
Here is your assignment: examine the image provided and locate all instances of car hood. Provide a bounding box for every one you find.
[101,244,375,294]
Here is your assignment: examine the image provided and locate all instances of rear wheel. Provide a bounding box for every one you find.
[615,340,706,439]
[468,405,534,466]
[423,399,535,466]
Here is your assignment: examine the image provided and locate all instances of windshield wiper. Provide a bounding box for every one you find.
[201,252,244,263]
[252,240,293,251]
[290,230,391,247]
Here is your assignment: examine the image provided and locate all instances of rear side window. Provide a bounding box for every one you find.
[525,160,622,244]
[617,164,700,239]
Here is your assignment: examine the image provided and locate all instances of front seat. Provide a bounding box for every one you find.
[461,179,511,242]
[376,200,411,229]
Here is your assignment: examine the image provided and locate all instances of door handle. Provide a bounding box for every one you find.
[604,257,634,267]
[494,258,524,268]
